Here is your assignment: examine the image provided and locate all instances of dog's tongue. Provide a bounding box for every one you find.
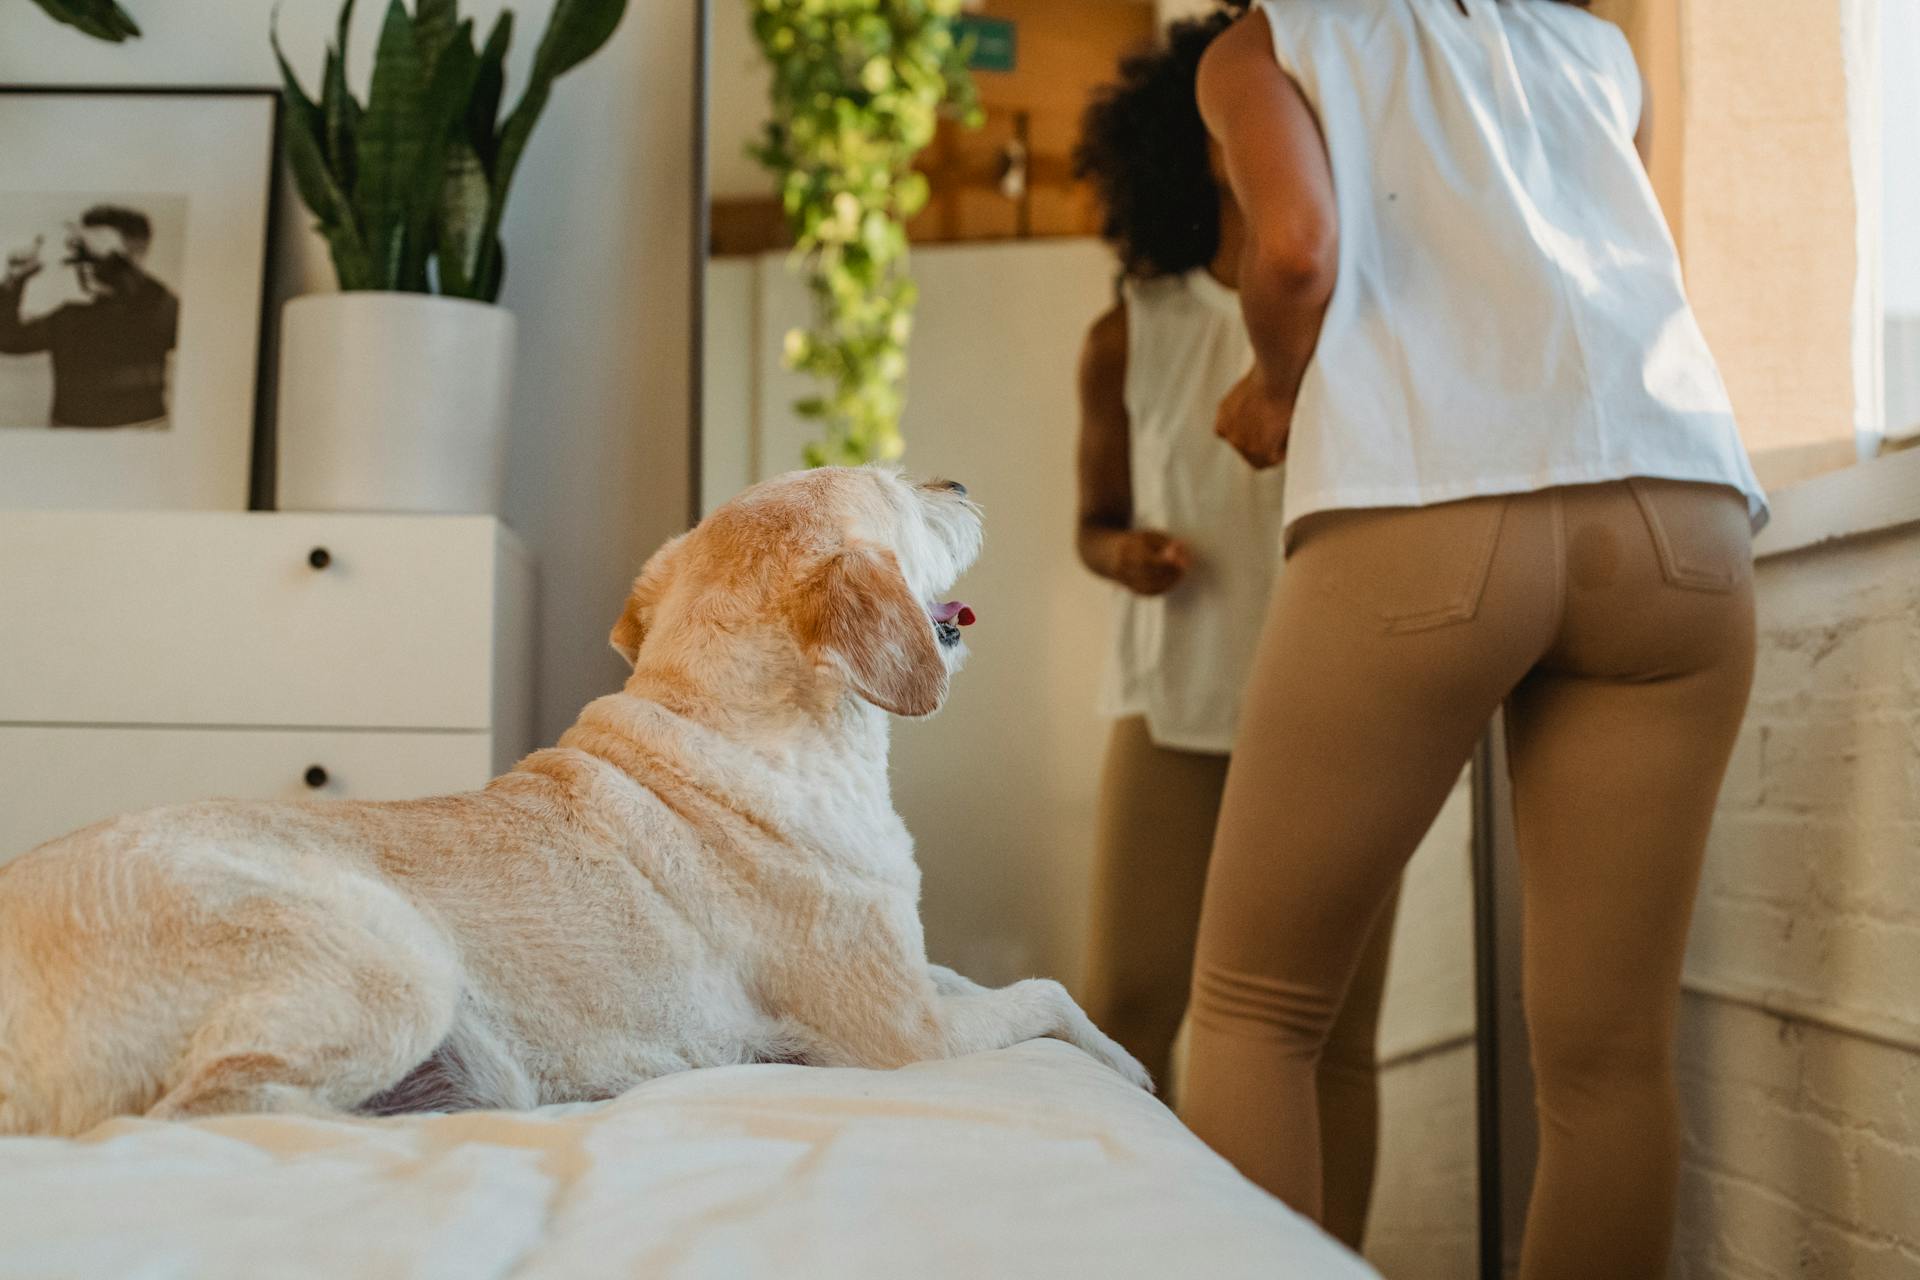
[932,601,976,627]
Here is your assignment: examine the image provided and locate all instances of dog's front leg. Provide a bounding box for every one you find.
[926,965,1153,1091]
[926,963,983,997]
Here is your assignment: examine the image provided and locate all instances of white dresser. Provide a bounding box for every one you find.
[0,512,534,860]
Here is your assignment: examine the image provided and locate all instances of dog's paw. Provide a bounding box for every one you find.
[1104,1042,1156,1094]
[1079,1028,1154,1093]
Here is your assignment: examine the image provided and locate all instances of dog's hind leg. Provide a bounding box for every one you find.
[148,910,463,1123]
[151,975,458,1121]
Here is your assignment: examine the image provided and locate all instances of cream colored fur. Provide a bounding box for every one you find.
[0,466,1149,1136]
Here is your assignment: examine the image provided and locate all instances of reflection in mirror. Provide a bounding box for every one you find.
[701,0,1920,1274]
[703,2,1480,1273]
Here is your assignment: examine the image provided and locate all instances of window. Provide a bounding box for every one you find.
[1883,0,1920,443]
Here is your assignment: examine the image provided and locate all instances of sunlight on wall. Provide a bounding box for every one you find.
[1677,0,1862,486]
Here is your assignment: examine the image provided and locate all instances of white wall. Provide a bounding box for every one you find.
[885,242,1121,984]
[701,257,758,514]
[0,0,696,745]
[707,0,775,202]
[706,238,1118,983]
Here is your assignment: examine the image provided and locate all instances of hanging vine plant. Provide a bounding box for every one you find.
[750,0,979,467]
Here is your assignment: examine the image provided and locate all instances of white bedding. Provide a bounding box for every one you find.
[0,1040,1378,1279]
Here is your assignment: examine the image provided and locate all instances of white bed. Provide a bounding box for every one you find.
[0,1040,1379,1279]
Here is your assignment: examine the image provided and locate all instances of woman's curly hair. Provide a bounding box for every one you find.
[1074,3,1248,281]
[1076,0,1590,279]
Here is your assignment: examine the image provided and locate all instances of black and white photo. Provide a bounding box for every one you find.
[0,194,187,431]
[0,89,275,510]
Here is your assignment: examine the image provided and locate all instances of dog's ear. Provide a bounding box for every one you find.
[611,534,688,668]
[799,546,947,717]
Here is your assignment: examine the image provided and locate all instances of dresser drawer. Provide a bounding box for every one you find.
[0,725,496,862]
[0,512,527,729]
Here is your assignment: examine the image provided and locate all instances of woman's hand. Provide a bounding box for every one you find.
[1216,367,1293,468]
[1105,528,1194,596]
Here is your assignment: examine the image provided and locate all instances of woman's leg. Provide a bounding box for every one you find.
[1507,480,1755,1280]
[1079,710,1407,1185]
[1080,716,1228,1089]
[1182,492,1556,1215]
[1318,880,1402,1250]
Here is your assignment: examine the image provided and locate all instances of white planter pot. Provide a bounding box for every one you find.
[275,293,515,514]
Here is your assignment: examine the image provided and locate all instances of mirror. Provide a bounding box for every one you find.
[696,1,1483,1272]
[691,1,1917,1274]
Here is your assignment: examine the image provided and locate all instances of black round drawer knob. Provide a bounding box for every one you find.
[303,765,329,789]
[307,546,332,570]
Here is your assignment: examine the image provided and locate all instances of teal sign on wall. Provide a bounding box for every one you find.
[957,16,1016,73]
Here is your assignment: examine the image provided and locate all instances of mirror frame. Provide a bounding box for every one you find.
[687,0,712,528]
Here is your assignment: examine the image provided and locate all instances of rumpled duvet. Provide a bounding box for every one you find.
[0,1040,1379,1279]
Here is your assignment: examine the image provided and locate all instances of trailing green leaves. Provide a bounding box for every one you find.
[273,0,625,300]
[750,0,979,467]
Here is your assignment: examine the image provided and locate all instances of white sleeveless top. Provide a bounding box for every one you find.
[1102,271,1288,754]
[1257,0,1768,535]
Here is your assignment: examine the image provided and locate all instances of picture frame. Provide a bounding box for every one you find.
[0,86,279,511]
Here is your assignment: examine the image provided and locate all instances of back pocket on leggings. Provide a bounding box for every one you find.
[1627,477,1752,593]
[1294,497,1507,634]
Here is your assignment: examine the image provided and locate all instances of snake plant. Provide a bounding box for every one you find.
[273,0,627,300]
[27,0,140,41]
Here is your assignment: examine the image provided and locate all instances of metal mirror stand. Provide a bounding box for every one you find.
[1474,722,1537,1280]
[687,0,712,529]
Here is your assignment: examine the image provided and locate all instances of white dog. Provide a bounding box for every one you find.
[0,466,1149,1136]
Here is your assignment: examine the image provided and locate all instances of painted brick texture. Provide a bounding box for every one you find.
[1678,521,1920,1277]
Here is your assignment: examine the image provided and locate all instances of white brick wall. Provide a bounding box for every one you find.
[1677,477,1920,1275]
[1676,996,1920,1278]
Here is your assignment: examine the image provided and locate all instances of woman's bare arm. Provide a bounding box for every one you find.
[1197,10,1338,467]
[1077,304,1133,572]
[1076,305,1190,596]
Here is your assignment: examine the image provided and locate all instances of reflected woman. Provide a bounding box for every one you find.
[1070,10,1397,1251]
[1182,1,1767,1276]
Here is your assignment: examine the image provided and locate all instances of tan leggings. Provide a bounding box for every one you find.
[1181,479,1755,1280]
[1080,716,1400,1250]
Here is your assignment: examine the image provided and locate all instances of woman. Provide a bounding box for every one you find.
[1070,11,1399,1250]
[1180,1,1766,1276]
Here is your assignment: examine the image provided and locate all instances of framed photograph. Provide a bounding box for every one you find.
[0,87,277,510]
